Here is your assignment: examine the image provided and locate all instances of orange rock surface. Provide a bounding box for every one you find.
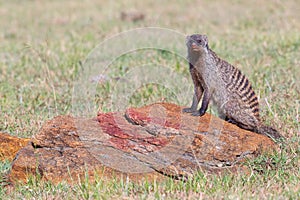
[0,132,30,162]
[7,103,277,184]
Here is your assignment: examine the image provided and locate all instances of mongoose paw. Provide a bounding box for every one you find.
[182,107,195,113]
[192,109,205,116]
[192,111,201,116]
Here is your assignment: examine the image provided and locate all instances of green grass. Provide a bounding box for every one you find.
[1,0,300,199]
[2,152,300,199]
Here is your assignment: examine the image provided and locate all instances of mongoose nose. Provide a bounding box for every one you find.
[191,42,197,48]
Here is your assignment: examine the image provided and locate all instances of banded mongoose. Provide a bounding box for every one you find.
[183,34,283,140]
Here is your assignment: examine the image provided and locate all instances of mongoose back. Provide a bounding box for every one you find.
[183,34,283,140]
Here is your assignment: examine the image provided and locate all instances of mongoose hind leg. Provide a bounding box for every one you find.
[225,116,255,131]
[224,99,259,131]
[225,116,238,125]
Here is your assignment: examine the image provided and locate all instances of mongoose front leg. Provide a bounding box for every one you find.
[183,85,202,113]
[183,64,203,113]
[192,88,212,116]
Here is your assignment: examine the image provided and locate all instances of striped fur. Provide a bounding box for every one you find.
[223,65,260,118]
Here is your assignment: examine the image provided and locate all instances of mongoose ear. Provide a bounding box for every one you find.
[203,35,208,47]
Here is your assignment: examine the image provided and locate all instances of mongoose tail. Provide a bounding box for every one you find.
[255,124,283,141]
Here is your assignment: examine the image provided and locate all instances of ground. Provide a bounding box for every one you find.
[0,0,299,199]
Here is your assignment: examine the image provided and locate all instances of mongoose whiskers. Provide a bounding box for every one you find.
[183,34,283,140]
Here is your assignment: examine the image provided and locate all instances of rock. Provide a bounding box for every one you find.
[126,103,276,177]
[0,132,30,162]
[9,115,164,184]
[8,103,277,184]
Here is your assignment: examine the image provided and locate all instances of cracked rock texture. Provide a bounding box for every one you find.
[8,103,276,184]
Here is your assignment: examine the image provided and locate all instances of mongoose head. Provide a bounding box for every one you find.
[186,34,208,54]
